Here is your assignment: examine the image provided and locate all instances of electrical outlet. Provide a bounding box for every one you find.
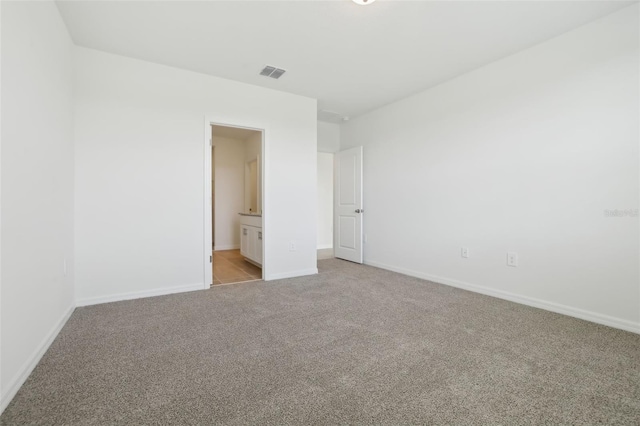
[289,242,296,251]
[461,247,469,258]
[507,252,518,267]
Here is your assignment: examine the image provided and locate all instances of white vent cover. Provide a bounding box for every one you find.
[260,65,286,79]
[260,66,276,76]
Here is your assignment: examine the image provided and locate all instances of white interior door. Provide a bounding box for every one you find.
[334,146,363,263]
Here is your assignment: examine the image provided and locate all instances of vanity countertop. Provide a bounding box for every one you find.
[239,212,262,217]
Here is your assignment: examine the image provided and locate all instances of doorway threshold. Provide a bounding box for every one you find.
[210,278,262,288]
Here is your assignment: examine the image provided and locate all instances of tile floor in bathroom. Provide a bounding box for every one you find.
[212,249,262,285]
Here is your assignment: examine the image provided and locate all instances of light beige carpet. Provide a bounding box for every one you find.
[2,259,639,425]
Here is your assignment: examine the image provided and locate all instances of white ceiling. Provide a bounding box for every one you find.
[212,124,260,141]
[56,0,634,122]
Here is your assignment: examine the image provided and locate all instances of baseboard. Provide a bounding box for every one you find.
[266,268,318,281]
[317,247,334,260]
[214,244,240,251]
[317,244,333,250]
[0,304,75,415]
[76,283,204,307]
[365,260,640,335]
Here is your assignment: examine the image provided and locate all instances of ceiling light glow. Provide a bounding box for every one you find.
[352,0,376,5]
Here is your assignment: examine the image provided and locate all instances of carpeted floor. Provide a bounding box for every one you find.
[2,259,640,425]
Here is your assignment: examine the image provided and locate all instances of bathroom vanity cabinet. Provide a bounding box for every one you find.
[239,214,262,266]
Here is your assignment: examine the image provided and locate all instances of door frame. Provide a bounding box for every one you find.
[203,117,266,289]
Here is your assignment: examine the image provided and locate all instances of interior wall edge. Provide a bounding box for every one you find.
[75,283,204,308]
[0,304,75,415]
[265,268,318,281]
[365,260,640,335]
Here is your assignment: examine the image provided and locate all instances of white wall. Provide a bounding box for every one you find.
[213,136,245,250]
[244,131,262,214]
[245,131,262,163]
[1,1,75,411]
[317,153,334,249]
[74,47,317,304]
[318,121,341,153]
[341,5,639,333]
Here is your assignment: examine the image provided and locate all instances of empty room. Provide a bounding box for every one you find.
[1,0,639,424]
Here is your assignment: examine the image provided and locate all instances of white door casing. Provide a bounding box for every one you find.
[204,121,214,288]
[334,146,363,263]
[205,118,266,287]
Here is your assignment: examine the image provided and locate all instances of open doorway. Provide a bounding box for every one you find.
[317,152,334,260]
[209,124,264,286]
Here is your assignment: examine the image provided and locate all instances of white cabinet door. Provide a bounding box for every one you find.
[241,225,263,266]
[255,228,263,265]
[240,225,250,258]
[248,227,257,263]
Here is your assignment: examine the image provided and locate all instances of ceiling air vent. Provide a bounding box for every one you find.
[260,65,286,79]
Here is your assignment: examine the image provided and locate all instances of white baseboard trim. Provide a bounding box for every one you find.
[365,260,640,335]
[317,244,333,250]
[1,304,75,415]
[266,268,318,281]
[76,283,204,307]
[214,244,240,251]
[317,247,334,259]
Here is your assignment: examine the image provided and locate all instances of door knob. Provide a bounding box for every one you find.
[355,209,364,213]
